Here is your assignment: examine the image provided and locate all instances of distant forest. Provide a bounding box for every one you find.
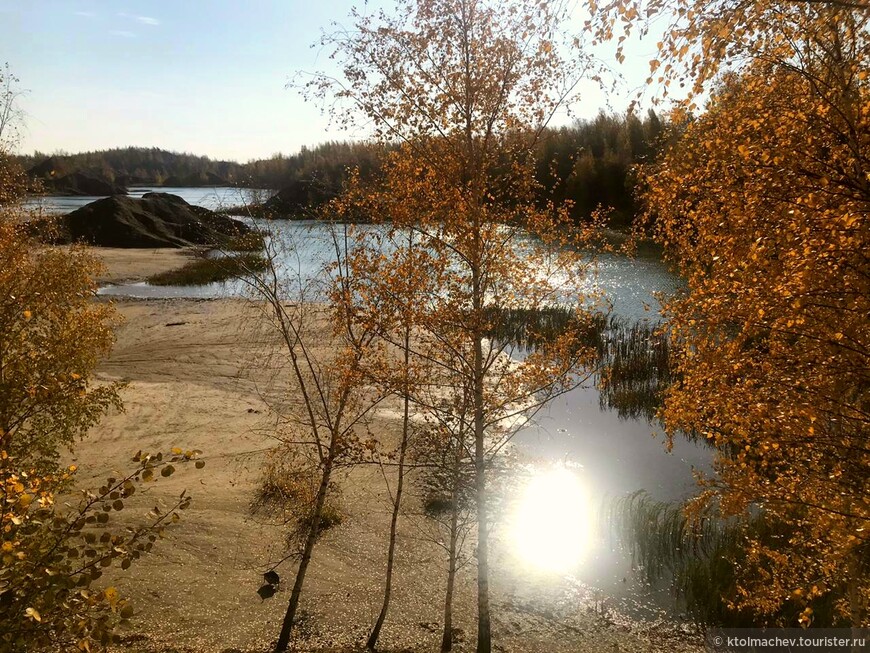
[17,111,667,225]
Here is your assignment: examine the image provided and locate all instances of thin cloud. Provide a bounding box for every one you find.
[74,11,97,18]
[118,12,160,26]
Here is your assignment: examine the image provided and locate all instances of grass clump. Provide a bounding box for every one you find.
[486,306,672,424]
[147,252,268,286]
[610,491,845,627]
[252,448,344,545]
[596,316,671,423]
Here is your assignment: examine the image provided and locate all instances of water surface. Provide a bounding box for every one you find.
[26,186,270,215]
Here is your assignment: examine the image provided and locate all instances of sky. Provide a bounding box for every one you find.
[0,0,661,162]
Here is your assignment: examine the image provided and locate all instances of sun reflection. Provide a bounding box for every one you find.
[511,466,592,573]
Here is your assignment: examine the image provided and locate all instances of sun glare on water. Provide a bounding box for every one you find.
[511,466,593,573]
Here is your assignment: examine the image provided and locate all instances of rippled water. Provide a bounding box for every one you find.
[99,221,681,317]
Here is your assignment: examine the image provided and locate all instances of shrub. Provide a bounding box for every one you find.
[253,447,343,546]
[1,449,204,652]
[0,221,122,472]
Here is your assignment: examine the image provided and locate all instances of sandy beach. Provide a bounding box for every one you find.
[94,247,198,285]
[75,248,701,653]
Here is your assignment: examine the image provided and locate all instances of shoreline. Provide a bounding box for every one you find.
[93,247,199,285]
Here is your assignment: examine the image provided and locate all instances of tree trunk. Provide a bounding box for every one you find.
[441,511,458,653]
[441,468,461,653]
[367,326,412,651]
[472,268,491,653]
[474,447,491,653]
[274,455,334,652]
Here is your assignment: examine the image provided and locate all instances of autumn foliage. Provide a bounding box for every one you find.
[306,2,607,649]
[1,449,199,652]
[635,8,870,626]
[0,222,121,472]
[0,117,203,649]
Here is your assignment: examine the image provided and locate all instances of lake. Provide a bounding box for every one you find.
[95,211,709,624]
[24,186,269,215]
[98,220,679,320]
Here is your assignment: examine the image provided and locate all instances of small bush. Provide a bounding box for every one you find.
[422,495,455,517]
[252,448,343,545]
[1,449,203,652]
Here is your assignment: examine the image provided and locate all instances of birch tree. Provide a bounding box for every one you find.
[309,2,603,649]
[592,0,870,626]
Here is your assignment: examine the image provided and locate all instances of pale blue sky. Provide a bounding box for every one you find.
[1,0,660,162]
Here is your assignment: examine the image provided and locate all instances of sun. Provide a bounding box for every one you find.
[511,466,592,573]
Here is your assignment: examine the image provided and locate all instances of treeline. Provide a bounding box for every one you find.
[247,111,665,225]
[535,110,664,225]
[241,140,383,192]
[17,110,665,225]
[16,147,241,187]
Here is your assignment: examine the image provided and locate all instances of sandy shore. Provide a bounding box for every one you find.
[73,252,702,652]
[93,247,198,285]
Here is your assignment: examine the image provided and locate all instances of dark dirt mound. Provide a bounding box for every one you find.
[27,156,68,179]
[263,179,334,217]
[45,192,252,248]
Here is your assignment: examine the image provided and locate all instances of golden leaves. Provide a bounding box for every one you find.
[643,37,870,624]
[289,9,609,647]
[103,586,118,606]
[2,443,201,651]
[590,0,868,115]
[0,221,123,472]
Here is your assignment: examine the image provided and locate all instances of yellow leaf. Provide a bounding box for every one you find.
[104,586,119,605]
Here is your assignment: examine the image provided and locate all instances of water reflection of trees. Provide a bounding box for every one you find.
[487,307,671,424]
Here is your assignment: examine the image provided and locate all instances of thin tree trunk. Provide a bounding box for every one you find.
[367,325,412,651]
[441,522,459,652]
[472,268,491,653]
[474,436,491,653]
[274,455,334,652]
[441,440,462,653]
